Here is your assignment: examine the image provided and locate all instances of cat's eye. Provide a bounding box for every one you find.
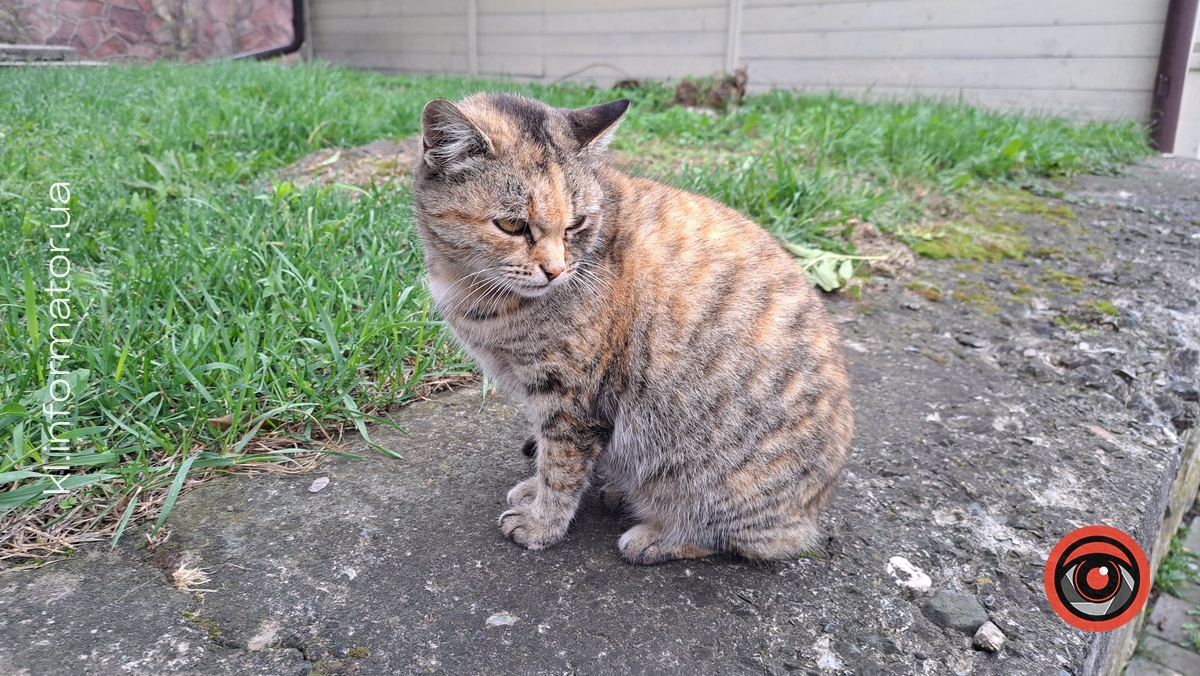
[567,215,587,231]
[493,218,528,235]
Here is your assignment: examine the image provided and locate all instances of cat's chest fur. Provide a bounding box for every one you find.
[427,272,602,397]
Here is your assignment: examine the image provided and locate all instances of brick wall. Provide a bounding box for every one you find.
[1,0,293,61]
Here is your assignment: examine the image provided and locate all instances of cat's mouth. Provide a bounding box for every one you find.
[512,271,570,298]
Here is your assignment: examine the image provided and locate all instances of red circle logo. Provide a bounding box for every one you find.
[1043,525,1150,632]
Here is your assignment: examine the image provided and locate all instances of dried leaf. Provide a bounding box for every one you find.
[206,414,234,431]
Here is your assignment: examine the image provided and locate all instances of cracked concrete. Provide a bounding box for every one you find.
[1,158,1198,675]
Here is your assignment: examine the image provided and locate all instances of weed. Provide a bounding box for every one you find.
[1031,246,1066,259]
[1155,528,1200,596]
[1042,271,1089,293]
[951,290,1000,315]
[1084,300,1120,317]
[182,610,225,642]
[1053,315,1091,332]
[905,281,943,303]
[1185,609,1200,650]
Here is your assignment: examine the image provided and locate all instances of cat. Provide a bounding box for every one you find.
[411,93,852,565]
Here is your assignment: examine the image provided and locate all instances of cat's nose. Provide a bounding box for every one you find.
[541,262,565,280]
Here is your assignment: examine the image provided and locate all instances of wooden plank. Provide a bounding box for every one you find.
[478,0,544,13]
[478,12,545,34]
[741,0,1169,34]
[545,0,725,12]
[740,23,1165,60]
[316,50,469,74]
[542,31,726,58]
[311,0,469,19]
[478,34,545,55]
[478,53,546,78]
[313,32,468,55]
[545,54,726,80]
[311,15,467,36]
[741,82,1152,120]
[743,56,1158,92]
[545,7,727,33]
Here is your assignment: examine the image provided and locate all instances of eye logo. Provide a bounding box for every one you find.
[1043,525,1150,632]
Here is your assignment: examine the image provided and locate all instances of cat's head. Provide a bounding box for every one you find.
[412,93,629,300]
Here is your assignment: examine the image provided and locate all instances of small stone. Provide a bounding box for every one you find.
[823,622,839,634]
[486,612,517,627]
[1023,360,1059,381]
[1121,310,1142,328]
[887,556,932,593]
[973,621,1005,652]
[922,590,989,635]
[914,651,928,661]
[309,477,330,493]
[1059,352,1098,370]
[1170,348,1198,379]
[1170,381,1200,402]
[956,334,988,348]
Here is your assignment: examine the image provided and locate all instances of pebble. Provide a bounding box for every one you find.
[485,612,517,627]
[973,621,1005,652]
[886,556,932,593]
[956,334,988,348]
[1170,381,1200,402]
[922,590,989,635]
[309,477,330,493]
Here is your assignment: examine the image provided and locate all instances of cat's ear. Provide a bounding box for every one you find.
[567,98,630,157]
[421,98,494,174]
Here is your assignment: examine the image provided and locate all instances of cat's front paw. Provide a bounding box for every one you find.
[505,477,538,507]
[498,505,567,550]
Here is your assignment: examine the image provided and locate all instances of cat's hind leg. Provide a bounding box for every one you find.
[729,514,821,560]
[597,480,625,513]
[618,522,714,565]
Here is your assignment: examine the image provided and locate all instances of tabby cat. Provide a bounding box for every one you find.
[412,93,852,565]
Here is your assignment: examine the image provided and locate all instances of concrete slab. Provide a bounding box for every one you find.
[1147,595,1200,647]
[2,162,1199,675]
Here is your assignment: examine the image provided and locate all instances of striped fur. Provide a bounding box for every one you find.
[412,93,852,565]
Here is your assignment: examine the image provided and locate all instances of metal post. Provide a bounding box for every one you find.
[1151,0,1200,153]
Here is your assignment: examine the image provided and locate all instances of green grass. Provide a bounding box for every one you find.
[1156,527,1200,597]
[0,61,1151,566]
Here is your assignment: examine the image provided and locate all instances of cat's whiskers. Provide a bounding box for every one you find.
[462,274,520,319]
[446,267,507,314]
[440,266,502,309]
[483,276,522,318]
[573,263,613,296]
[449,280,498,316]
[568,269,602,298]
[459,279,503,318]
